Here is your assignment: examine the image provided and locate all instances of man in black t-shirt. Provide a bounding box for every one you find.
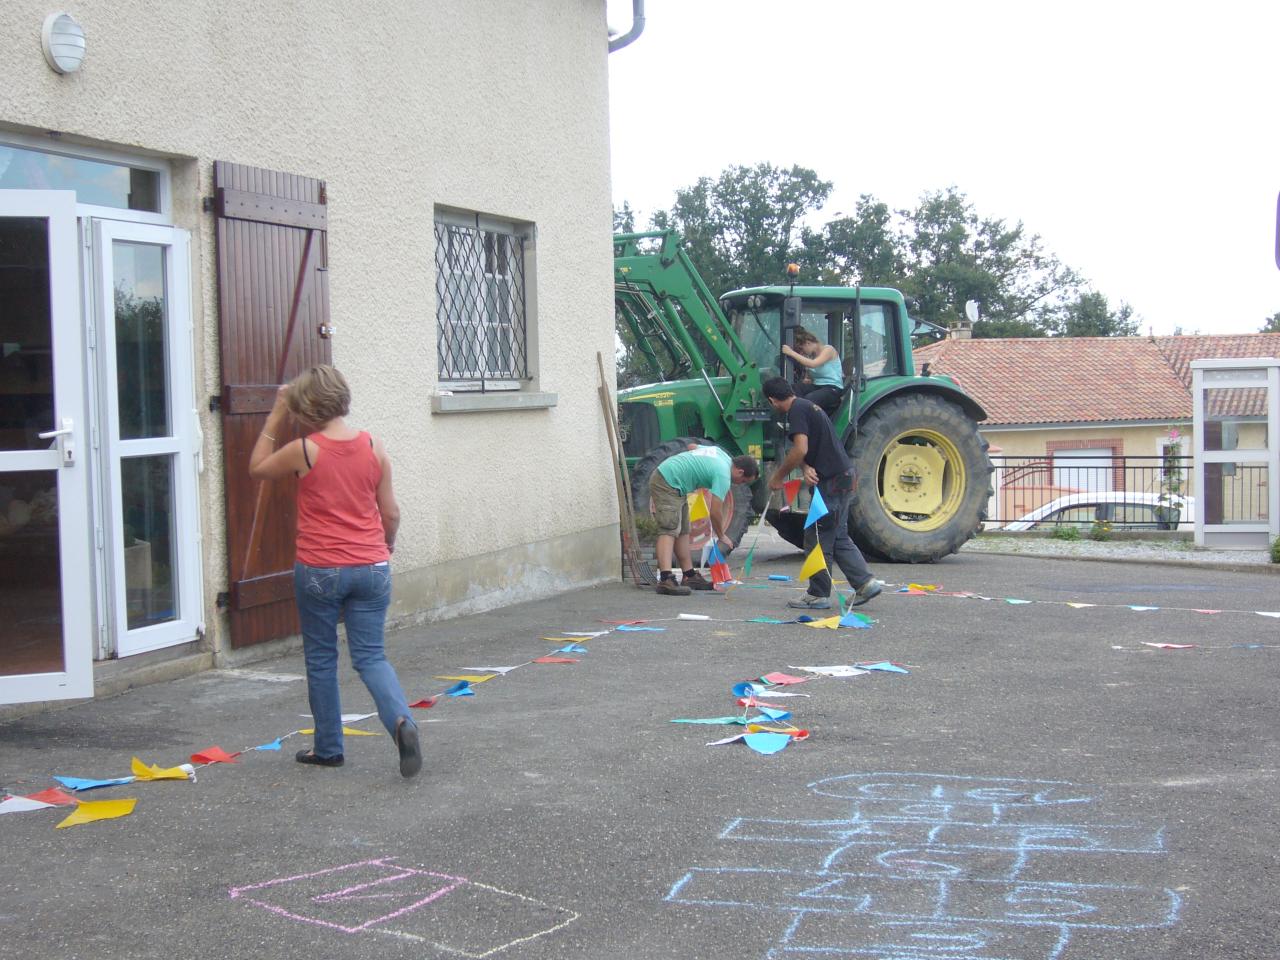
[762,377,881,610]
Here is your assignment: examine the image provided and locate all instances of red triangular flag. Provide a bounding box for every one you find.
[782,479,801,506]
[409,697,438,709]
[710,560,731,585]
[533,656,578,664]
[24,787,78,807]
[190,746,240,764]
[600,619,647,625]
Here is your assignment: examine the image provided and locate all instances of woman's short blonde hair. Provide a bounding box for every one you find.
[287,365,351,425]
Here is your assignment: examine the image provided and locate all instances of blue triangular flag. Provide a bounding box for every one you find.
[755,707,792,722]
[444,681,474,697]
[556,643,589,653]
[53,775,136,791]
[252,738,283,751]
[743,732,791,755]
[804,487,828,529]
[839,612,873,628]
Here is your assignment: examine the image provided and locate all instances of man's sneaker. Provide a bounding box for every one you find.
[656,578,692,596]
[683,571,716,591]
[786,593,832,610]
[851,578,883,606]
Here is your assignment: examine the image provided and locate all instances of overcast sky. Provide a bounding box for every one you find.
[605,0,1279,336]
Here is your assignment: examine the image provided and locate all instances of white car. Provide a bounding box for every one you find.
[1002,492,1194,532]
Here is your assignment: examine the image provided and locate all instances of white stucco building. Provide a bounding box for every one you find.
[0,1,622,708]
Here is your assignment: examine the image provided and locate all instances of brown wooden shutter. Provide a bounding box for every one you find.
[214,161,331,648]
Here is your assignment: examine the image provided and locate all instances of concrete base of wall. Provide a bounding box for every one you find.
[1,523,623,720]
[390,521,620,626]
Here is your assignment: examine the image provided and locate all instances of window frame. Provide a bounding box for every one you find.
[433,208,534,393]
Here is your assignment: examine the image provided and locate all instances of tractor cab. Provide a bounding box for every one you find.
[720,286,912,432]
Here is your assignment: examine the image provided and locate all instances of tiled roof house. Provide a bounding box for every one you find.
[913,333,1280,521]
[913,333,1280,427]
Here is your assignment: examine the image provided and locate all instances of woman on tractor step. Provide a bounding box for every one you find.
[781,327,843,420]
[249,365,421,778]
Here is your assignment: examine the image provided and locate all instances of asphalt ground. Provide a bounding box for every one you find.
[1,536,1278,960]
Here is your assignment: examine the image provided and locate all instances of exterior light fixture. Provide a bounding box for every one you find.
[42,12,86,74]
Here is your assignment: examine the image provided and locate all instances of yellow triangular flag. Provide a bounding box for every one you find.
[797,543,828,581]
[688,492,709,522]
[56,798,137,828]
[434,674,497,683]
[130,757,191,781]
[298,726,381,736]
[803,615,842,630]
[1066,602,1095,609]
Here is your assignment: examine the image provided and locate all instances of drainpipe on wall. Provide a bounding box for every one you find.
[608,0,646,53]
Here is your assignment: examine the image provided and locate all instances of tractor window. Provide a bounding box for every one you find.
[842,303,898,381]
[731,305,781,379]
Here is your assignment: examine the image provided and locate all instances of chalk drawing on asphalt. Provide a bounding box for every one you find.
[666,772,1182,960]
[229,857,578,957]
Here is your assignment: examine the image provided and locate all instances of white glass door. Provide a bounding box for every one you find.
[0,190,93,703]
[92,220,201,656]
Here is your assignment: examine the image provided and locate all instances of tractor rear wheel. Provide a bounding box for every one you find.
[847,394,992,562]
[630,438,752,558]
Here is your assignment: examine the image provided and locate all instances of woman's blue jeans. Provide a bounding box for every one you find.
[294,561,416,759]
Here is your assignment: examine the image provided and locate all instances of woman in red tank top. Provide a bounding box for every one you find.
[249,365,420,778]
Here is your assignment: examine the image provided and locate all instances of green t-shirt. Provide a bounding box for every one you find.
[656,446,732,499]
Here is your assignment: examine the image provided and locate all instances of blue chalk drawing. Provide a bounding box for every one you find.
[666,772,1182,960]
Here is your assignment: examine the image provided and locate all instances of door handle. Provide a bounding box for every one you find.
[38,417,75,466]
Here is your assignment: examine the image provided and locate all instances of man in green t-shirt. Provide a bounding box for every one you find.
[648,445,758,596]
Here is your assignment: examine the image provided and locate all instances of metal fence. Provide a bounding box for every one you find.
[987,455,1194,529]
[987,454,1271,529]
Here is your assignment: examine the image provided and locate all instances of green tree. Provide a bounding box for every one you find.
[613,202,636,234]
[651,162,833,296]
[1046,291,1140,337]
[896,188,1081,337]
[1260,311,1280,333]
[798,194,905,288]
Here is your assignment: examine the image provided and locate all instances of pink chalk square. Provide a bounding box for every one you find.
[229,858,467,934]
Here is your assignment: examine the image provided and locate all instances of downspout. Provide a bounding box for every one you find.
[608,0,646,53]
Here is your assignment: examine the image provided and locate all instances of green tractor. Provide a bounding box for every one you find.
[614,229,993,563]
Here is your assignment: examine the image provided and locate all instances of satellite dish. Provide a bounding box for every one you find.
[964,300,981,323]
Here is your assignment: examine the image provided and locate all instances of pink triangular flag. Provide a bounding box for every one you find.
[533,656,578,664]
[760,671,811,686]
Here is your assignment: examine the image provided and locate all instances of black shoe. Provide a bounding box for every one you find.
[656,578,691,596]
[683,571,716,591]
[295,749,344,767]
[395,719,422,779]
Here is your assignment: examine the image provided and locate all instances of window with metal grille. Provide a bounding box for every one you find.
[434,211,531,391]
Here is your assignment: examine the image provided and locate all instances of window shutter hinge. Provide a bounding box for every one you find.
[216,592,230,610]
[208,394,222,413]
[202,196,215,213]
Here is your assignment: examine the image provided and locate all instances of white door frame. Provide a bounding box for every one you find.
[0,189,94,703]
[91,219,202,656]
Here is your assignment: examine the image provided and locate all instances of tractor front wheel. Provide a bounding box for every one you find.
[847,394,992,563]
